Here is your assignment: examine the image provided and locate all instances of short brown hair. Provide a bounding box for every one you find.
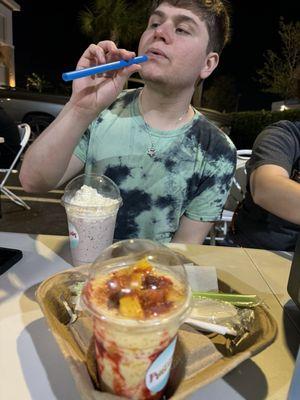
[150,0,231,54]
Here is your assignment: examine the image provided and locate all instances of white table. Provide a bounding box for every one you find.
[0,233,299,400]
[244,248,300,336]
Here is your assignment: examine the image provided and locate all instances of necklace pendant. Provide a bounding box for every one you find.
[147,147,156,157]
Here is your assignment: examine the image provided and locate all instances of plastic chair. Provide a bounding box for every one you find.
[0,123,31,210]
[224,149,252,213]
[208,149,252,244]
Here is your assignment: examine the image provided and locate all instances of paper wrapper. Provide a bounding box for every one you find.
[36,259,277,400]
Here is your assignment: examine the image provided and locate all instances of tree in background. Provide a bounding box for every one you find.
[256,18,300,100]
[201,75,238,112]
[78,0,151,49]
[26,73,51,93]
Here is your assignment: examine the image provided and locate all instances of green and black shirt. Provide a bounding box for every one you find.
[74,89,236,242]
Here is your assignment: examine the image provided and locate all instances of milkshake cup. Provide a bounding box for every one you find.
[62,174,122,266]
[81,239,191,400]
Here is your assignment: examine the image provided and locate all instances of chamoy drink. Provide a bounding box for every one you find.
[81,239,191,400]
[62,174,121,266]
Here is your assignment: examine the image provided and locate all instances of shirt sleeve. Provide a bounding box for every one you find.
[247,121,300,177]
[185,134,237,221]
[73,128,91,163]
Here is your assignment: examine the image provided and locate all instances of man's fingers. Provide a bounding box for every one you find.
[77,43,136,72]
[116,64,142,81]
[77,44,106,69]
[96,41,135,62]
[96,40,119,53]
[118,48,136,60]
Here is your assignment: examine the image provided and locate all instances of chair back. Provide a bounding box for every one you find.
[0,123,31,188]
[209,149,252,244]
[224,149,252,211]
[236,149,252,158]
[18,123,31,148]
[0,123,31,209]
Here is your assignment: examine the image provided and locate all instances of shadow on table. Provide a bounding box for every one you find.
[223,359,267,400]
[22,282,41,302]
[56,240,73,264]
[0,237,73,308]
[29,233,73,265]
[0,251,53,305]
[17,317,81,400]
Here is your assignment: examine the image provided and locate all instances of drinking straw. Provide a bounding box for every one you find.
[62,55,148,81]
[185,318,237,336]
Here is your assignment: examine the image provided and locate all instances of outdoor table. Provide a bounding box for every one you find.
[0,232,299,400]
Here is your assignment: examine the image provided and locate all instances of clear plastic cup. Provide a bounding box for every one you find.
[81,239,191,400]
[61,174,122,266]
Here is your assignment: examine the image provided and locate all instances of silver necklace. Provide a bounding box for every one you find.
[139,90,190,157]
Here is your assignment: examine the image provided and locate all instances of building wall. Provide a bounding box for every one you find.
[0,2,19,87]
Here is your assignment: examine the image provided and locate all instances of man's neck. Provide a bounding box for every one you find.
[139,85,195,131]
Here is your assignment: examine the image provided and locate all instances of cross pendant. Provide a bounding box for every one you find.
[147,147,156,157]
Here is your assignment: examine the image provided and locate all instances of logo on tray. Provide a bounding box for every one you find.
[145,336,177,394]
[68,223,79,248]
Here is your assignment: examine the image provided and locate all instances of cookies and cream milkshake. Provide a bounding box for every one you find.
[81,247,191,400]
[62,175,121,266]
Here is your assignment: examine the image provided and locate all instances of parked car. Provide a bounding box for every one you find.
[0,88,68,141]
[0,79,145,141]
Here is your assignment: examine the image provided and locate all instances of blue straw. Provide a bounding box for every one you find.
[62,55,148,82]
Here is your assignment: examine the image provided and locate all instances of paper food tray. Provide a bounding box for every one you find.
[36,259,277,400]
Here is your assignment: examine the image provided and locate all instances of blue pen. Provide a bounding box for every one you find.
[62,55,148,82]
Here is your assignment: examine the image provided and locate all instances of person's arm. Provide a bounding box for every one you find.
[250,164,300,225]
[20,41,141,193]
[171,215,213,244]
[55,154,84,188]
[20,103,93,192]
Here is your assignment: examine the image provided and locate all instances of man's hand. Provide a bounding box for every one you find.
[172,215,213,244]
[69,41,142,118]
[250,164,300,225]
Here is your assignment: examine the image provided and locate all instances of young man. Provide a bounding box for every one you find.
[225,120,300,251]
[20,0,236,244]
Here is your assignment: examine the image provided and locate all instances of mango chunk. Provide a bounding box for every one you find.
[133,258,152,271]
[119,294,144,318]
[166,288,182,303]
[130,272,144,289]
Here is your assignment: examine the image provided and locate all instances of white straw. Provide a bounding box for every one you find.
[185,317,237,336]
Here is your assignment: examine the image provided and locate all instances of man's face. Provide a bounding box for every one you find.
[138,2,215,89]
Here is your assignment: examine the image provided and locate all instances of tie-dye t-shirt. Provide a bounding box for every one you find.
[74,89,236,243]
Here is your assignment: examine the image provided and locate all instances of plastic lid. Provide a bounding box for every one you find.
[81,239,191,327]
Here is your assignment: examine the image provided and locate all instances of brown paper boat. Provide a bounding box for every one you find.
[36,262,277,400]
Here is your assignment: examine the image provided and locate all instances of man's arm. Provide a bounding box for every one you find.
[55,154,84,188]
[20,104,93,192]
[171,215,213,244]
[250,164,300,225]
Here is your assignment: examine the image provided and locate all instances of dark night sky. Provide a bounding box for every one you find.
[13,0,300,111]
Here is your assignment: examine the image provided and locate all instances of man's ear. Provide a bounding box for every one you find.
[199,52,219,80]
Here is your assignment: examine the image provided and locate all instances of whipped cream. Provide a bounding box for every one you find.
[67,185,120,216]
